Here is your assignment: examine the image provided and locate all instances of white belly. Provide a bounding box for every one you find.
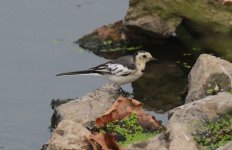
[103,72,143,85]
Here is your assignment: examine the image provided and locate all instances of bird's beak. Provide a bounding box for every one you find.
[150,57,158,61]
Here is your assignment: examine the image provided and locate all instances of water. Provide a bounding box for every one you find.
[0,0,129,149]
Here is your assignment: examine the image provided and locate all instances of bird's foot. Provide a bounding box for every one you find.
[118,86,132,98]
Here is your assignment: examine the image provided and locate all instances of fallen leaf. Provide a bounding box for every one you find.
[95,97,164,131]
[138,113,162,131]
[86,97,165,149]
[95,97,142,127]
[86,132,123,150]
[223,0,232,6]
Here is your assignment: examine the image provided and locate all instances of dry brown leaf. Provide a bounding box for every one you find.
[86,97,164,150]
[95,97,163,131]
[96,96,142,127]
[223,0,232,5]
[138,113,162,130]
[86,132,123,150]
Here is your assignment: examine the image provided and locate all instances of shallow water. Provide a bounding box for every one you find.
[0,0,129,149]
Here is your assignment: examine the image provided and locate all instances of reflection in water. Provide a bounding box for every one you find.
[132,61,187,112]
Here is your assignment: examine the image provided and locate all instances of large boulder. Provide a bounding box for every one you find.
[124,0,232,40]
[124,0,232,61]
[186,54,232,103]
[127,92,232,150]
[167,92,232,150]
[44,84,120,150]
[124,0,181,38]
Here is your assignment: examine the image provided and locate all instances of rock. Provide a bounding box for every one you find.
[52,84,120,126]
[46,120,90,150]
[77,20,124,44]
[127,92,232,150]
[168,92,232,150]
[75,0,232,61]
[126,135,168,150]
[44,84,121,150]
[76,20,146,59]
[124,0,181,38]
[44,54,232,149]
[176,20,232,61]
[77,20,128,52]
[186,54,232,103]
[123,0,232,60]
[217,141,232,150]
[124,0,232,38]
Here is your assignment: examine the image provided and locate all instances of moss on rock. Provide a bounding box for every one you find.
[193,112,232,150]
[125,0,232,60]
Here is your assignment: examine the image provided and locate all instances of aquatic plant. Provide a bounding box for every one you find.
[100,43,143,52]
[103,112,160,146]
[206,88,215,95]
[193,112,232,150]
[103,40,113,46]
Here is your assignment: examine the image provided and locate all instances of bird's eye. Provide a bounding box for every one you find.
[143,55,147,58]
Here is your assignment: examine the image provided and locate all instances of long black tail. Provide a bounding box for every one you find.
[56,70,100,76]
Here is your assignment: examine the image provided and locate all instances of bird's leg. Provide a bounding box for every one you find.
[113,83,129,97]
[118,86,128,97]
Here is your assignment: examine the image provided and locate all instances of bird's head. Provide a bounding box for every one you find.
[134,51,157,64]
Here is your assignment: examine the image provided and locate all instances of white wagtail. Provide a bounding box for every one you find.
[56,51,157,86]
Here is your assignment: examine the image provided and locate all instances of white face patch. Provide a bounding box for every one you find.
[136,52,151,61]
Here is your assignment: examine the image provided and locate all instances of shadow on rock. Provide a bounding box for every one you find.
[132,61,188,112]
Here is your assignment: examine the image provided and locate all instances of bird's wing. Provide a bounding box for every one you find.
[90,55,136,76]
[89,60,113,74]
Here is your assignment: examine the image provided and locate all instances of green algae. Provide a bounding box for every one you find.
[102,112,160,147]
[193,112,232,150]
